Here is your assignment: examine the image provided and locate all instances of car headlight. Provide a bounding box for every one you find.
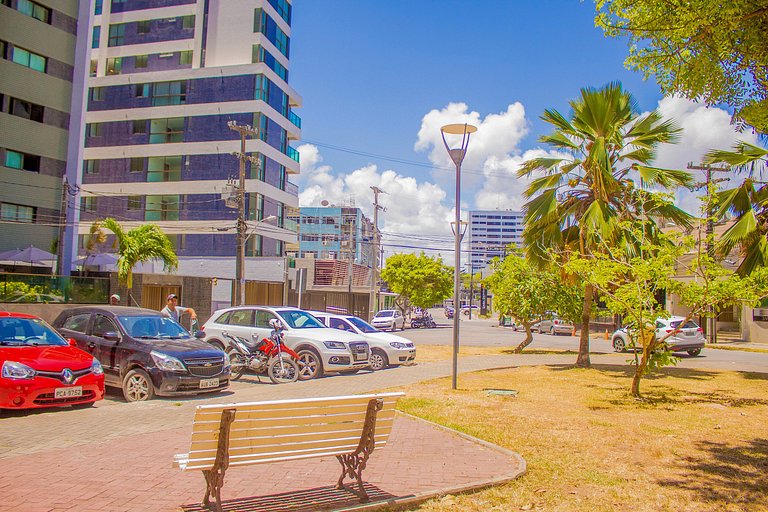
[2,361,36,379]
[323,341,346,350]
[150,351,186,372]
[90,358,104,376]
[389,342,407,349]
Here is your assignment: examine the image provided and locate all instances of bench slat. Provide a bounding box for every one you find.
[192,399,400,424]
[192,392,403,414]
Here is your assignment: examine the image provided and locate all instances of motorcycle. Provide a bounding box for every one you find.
[411,312,436,329]
[445,308,454,320]
[222,319,300,384]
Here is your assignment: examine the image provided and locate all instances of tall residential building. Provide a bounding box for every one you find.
[468,209,524,271]
[0,0,81,255]
[69,0,300,270]
[289,206,375,268]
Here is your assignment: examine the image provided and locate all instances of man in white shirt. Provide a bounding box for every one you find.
[160,293,197,324]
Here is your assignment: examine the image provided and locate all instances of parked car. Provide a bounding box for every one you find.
[53,306,229,402]
[201,306,370,380]
[538,316,574,335]
[371,309,406,331]
[1,312,104,410]
[309,311,416,371]
[611,316,705,356]
[461,305,480,316]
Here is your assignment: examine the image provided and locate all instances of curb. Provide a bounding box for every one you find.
[335,412,527,511]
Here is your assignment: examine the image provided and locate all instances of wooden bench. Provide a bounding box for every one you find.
[173,392,405,512]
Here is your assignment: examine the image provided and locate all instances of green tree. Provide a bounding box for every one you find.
[484,253,583,352]
[595,0,768,132]
[93,218,178,288]
[519,82,693,367]
[705,141,768,275]
[380,252,453,313]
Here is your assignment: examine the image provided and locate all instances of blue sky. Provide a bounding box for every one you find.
[287,1,754,260]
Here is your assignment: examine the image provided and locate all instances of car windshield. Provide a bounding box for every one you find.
[375,311,394,318]
[0,317,67,346]
[347,317,379,333]
[119,315,191,339]
[670,320,699,329]
[276,310,325,329]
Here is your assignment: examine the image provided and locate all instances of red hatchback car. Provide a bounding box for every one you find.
[0,312,105,410]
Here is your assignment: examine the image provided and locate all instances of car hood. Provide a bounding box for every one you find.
[136,338,225,358]
[361,332,413,345]
[371,317,394,323]
[286,327,368,344]
[1,345,93,371]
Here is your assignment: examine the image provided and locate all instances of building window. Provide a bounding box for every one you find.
[278,165,286,190]
[91,26,101,49]
[248,193,264,221]
[86,123,101,137]
[108,24,125,47]
[129,157,144,173]
[151,81,186,106]
[4,149,40,172]
[254,74,268,102]
[249,153,266,181]
[147,156,182,182]
[16,0,50,23]
[253,8,265,33]
[106,57,122,75]
[268,0,291,24]
[11,46,46,73]
[134,54,148,68]
[84,160,99,175]
[94,0,102,15]
[90,87,105,101]
[1,203,35,223]
[145,195,179,221]
[274,29,289,57]
[149,118,184,144]
[82,197,98,212]
[182,15,195,29]
[277,203,284,228]
[127,196,141,210]
[136,20,150,34]
[89,59,97,77]
[134,83,149,97]
[132,119,147,134]
[9,97,44,123]
[179,50,192,65]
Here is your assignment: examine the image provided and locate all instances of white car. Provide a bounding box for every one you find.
[611,316,705,356]
[371,309,406,331]
[309,311,417,371]
[201,306,370,379]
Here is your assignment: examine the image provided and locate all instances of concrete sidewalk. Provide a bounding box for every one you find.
[0,413,525,512]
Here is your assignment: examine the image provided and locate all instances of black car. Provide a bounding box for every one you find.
[53,306,229,402]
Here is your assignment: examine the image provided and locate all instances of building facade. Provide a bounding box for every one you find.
[69,0,300,268]
[288,206,375,268]
[0,0,81,256]
[468,209,524,271]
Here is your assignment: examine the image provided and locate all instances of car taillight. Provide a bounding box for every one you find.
[554,320,560,325]
[665,329,673,333]
[697,327,703,333]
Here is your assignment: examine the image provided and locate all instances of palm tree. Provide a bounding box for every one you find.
[518,82,693,367]
[94,218,178,288]
[705,141,768,275]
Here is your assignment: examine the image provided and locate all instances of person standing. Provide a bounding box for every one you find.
[109,294,121,305]
[160,294,197,324]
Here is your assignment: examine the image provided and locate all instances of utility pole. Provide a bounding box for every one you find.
[228,120,258,306]
[56,178,79,276]
[370,186,386,318]
[688,162,731,343]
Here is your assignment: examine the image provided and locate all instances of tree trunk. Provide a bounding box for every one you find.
[513,325,534,353]
[576,283,593,368]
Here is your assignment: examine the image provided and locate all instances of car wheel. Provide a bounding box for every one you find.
[297,348,324,380]
[369,349,389,371]
[122,368,154,402]
[228,350,247,380]
[612,337,626,353]
[687,348,702,356]
[208,339,225,352]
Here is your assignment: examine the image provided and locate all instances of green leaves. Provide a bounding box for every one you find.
[380,252,453,310]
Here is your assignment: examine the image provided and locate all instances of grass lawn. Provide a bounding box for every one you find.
[389,364,768,512]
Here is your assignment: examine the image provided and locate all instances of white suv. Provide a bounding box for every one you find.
[371,309,406,331]
[201,306,370,380]
[309,311,417,371]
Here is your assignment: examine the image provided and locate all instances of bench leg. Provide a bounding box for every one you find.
[203,469,225,512]
[201,408,236,512]
[335,398,383,503]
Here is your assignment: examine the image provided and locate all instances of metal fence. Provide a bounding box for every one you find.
[0,273,110,304]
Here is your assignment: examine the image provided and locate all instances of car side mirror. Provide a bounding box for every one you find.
[194,330,205,339]
[68,338,77,347]
[102,331,120,342]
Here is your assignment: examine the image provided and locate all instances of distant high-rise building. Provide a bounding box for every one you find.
[289,206,375,267]
[69,0,300,267]
[468,209,524,271]
[0,0,81,255]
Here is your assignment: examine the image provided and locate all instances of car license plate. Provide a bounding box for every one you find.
[199,378,219,389]
[353,353,367,361]
[55,386,82,398]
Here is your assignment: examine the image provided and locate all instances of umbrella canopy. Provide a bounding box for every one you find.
[74,253,118,266]
[0,248,21,260]
[10,246,56,264]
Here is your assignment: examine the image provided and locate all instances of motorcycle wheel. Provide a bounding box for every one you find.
[227,350,248,380]
[268,356,299,384]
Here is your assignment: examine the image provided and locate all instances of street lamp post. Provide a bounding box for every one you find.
[441,123,477,390]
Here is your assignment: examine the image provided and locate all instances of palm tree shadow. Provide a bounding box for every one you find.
[658,438,768,507]
[181,484,398,512]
